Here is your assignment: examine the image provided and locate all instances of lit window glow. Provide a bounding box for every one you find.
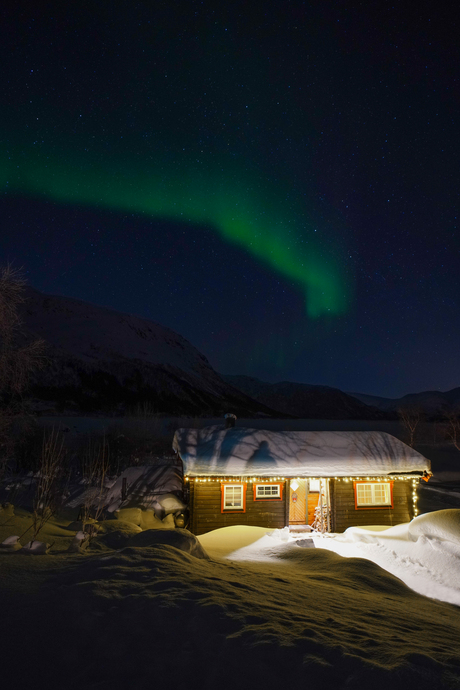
[355,481,392,508]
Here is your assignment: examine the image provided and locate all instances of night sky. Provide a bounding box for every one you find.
[1,1,459,398]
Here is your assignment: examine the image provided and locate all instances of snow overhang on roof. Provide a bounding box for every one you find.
[172,426,431,478]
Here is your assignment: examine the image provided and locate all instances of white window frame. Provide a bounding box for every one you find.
[222,483,245,511]
[354,481,392,508]
[254,484,281,500]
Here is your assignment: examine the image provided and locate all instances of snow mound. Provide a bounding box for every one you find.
[114,507,176,529]
[313,509,460,606]
[96,520,143,549]
[113,507,144,525]
[342,522,410,542]
[21,541,50,555]
[214,528,297,562]
[408,509,460,543]
[155,492,186,514]
[1,535,22,551]
[66,518,99,533]
[0,503,14,517]
[128,528,209,559]
[198,525,274,558]
[67,531,90,553]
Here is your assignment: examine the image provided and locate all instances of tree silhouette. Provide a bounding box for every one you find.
[0,265,45,479]
[398,406,423,448]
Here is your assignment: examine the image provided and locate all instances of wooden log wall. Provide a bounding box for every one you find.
[331,479,412,533]
[188,479,287,535]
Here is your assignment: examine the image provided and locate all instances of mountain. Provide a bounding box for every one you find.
[223,375,388,420]
[349,389,460,417]
[19,288,279,417]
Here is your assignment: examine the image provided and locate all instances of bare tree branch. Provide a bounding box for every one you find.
[444,408,460,452]
[27,428,68,546]
[79,436,110,537]
[0,264,46,480]
[398,406,423,448]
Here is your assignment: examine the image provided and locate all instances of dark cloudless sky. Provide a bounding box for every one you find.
[1,0,459,397]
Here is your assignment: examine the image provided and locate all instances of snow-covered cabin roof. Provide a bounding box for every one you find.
[172,426,431,477]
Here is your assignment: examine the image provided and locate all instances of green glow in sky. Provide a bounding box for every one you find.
[2,149,349,318]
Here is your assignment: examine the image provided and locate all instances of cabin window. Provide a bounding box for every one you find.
[253,483,283,500]
[354,481,393,509]
[221,483,247,512]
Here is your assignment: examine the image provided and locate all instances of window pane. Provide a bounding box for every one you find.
[356,482,391,507]
[256,484,280,498]
[224,485,243,508]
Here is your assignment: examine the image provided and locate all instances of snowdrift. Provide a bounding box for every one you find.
[1,509,460,689]
[313,509,460,606]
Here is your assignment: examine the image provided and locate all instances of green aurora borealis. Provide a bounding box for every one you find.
[2,147,350,319]
[2,1,460,396]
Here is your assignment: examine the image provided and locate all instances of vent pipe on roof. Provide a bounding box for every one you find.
[224,413,237,429]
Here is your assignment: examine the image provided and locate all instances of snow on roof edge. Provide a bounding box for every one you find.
[172,426,431,478]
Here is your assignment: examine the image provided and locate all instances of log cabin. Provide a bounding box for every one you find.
[172,425,431,535]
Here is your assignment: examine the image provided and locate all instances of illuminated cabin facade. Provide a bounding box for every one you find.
[172,426,431,535]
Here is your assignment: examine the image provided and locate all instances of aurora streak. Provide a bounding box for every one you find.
[2,148,349,319]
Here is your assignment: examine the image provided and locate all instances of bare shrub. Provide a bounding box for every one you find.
[0,265,46,484]
[0,265,45,409]
[19,428,68,547]
[79,436,110,534]
[444,408,460,451]
[398,406,424,447]
[130,401,157,418]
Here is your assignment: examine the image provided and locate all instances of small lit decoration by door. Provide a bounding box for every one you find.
[291,492,298,503]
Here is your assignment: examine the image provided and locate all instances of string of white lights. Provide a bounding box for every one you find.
[185,475,420,517]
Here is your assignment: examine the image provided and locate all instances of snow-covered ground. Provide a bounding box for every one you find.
[205,512,460,607]
[313,518,460,606]
[1,509,460,689]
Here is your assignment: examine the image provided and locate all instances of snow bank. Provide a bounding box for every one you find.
[96,519,143,549]
[2,511,460,689]
[313,509,460,606]
[199,511,460,607]
[128,528,209,559]
[114,507,176,530]
[198,525,275,558]
[408,508,460,541]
